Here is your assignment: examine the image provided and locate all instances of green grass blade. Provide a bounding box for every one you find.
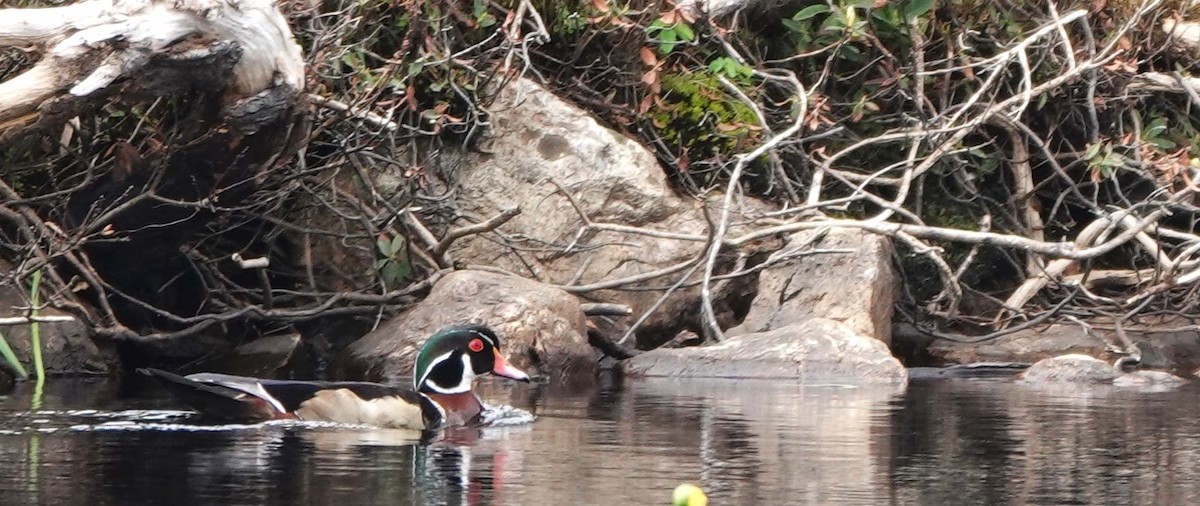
[0,329,29,379]
[29,269,44,387]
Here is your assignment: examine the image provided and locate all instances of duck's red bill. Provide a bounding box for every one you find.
[492,351,530,382]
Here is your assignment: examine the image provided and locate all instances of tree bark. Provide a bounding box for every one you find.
[0,0,304,136]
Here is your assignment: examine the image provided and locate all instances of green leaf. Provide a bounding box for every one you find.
[674,23,695,41]
[407,61,424,77]
[793,4,830,21]
[1151,138,1177,150]
[377,236,392,255]
[904,0,933,20]
[1084,142,1102,160]
[781,18,807,33]
[837,44,864,62]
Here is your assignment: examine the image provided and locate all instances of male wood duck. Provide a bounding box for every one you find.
[139,324,530,430]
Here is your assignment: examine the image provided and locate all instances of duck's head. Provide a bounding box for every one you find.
[672,483,708,506]
[413,324,530,394]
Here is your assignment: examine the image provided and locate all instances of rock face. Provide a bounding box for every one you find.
[727,228,895,343]
[622,318,908,384]
[0,271,117,376]
[443,77,766,346]
[337,270,592,383]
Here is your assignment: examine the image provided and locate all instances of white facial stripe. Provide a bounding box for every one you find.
[415,350,455,390]
[468,329,496,347]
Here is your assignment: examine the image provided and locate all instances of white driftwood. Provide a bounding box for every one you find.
[1163,19,1200,52]
[1062,269,1160,288]
[678,0,773,17]
[0,0,304,127]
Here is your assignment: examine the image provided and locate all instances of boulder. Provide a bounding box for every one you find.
[1021,354,1187,388]
[337,270,592,383]
[1019,354,1121,384]
[727,228,895,343]
[621,318,908,384]
[181,333,301,377]
[443,77,768,347]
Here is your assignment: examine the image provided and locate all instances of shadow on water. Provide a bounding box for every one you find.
[2,375,1200,505]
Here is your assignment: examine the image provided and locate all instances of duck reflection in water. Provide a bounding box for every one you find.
[300,422,532,505]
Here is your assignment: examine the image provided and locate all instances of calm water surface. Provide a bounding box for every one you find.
[1,374,1199,505]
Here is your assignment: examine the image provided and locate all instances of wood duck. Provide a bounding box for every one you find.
[139,324,530,430]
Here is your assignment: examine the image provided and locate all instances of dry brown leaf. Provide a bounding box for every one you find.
[639,46,658,66]
[640,69,658,85]
[638,95,654,114]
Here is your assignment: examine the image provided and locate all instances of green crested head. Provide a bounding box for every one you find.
[413,324,530,394]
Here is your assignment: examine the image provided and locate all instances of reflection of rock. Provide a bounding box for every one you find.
[470,378,904,505]
[622,318,908,384]
[442,78,767,347]
[0,264,117,376]
[728,228,895,343]
[886,378,1200,504]
[1021,354,1187,388]
[337,270,592,383]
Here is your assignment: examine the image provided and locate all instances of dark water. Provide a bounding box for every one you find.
[1,374,1199,505]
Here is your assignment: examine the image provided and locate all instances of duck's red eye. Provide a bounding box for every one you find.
[468,338,485,352]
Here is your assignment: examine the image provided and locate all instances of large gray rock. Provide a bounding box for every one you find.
[1021,354,1187,389]
[337,270,592,383]
[182,333,301,377]
[1019,354,1121,384]
[622,318,908,384]
[444,77,768,346]
[727,228,895,343]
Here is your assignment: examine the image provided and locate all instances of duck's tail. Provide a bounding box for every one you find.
[138,368,286,421]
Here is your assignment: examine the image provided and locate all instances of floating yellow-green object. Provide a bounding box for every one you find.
[672,483,708,506]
